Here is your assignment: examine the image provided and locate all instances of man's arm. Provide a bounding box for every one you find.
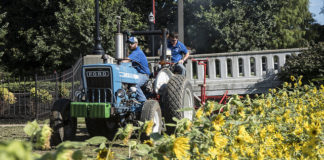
[179,51,190,64]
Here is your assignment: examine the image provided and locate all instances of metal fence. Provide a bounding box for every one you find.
[0,57,83,120]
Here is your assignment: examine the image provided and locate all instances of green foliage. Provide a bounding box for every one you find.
[24,120,52,150]
[0,140,34,160]
[30,88,53,103]
[0,81,79,93]
[60,86,70,98]
[0,87,16,104]
[280,42,324,84]
[184,0,312,53]
[271,0,312,48]
[0,0,145,75]
[0,6,7,66]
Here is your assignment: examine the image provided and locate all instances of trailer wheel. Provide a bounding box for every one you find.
[140,100,162,138]
[85,118,118,140]
[50,99,77,146]
[163,75,194,130]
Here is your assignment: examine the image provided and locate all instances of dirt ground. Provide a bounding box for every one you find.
[0,118,131,159]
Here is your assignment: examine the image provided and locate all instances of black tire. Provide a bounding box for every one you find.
[163,75,194,127]
[140,100,162,137]
[50,99,77,146]
[85,118,118,140]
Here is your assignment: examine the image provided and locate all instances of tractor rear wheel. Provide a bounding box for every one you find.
[163,75,194,131]
[50,99,77,146]
[140,100,162,137]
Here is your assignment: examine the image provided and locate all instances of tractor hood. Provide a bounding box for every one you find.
[82,63,139,89]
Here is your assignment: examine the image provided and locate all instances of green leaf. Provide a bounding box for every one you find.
[232,100,244,107]
[172,117,180,123]
[23,120,40,137]
[72,150,83,160]
[150,133,162,141]
[99,142,106,149]
[165,123,177,127]
[56,141,87,150]
[85,136,107,145]
[135,144,151,156]
[128,140,137,148]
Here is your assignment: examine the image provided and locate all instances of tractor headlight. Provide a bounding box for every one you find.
[116,89,126,98]
[130,86,137,93]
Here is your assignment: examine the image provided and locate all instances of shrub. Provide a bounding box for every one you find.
[280,42,324,84]
[30,88,53,103]
[0,87,16,104]
[60,86,70,98]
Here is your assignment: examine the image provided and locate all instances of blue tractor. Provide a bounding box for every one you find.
[50,22,194,145]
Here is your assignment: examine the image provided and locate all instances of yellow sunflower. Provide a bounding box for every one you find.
[97,148,108,160]
[173,136,190,159]
[195,107,204,120]
[145,120,154,136]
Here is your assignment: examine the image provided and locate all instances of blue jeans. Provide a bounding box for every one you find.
[175,63,186,75]
[136,73,149,102]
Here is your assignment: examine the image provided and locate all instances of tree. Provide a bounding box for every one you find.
[279,42,324,84]
[271,0,313,48]
[124,0,177,30]
[183,0,313,53]
[184,0,278,53]
[0,5,7,68]
[0,0,145,75]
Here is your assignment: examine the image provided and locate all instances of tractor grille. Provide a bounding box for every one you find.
[84,67,113,103]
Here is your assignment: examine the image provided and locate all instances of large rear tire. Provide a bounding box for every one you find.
[50,99,77,146]
[140,100,162,136]
[163,75,194,131]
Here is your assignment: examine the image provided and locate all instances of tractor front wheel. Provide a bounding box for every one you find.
[50,99,77,146]
[140,100,162,137]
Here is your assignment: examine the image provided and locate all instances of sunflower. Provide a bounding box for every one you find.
[234,135,244,147]
[145,120,154,136]
[307,122,321,137]
[173,136,190,159]
[212,114,225,131]
[144,139,154,147]
[122,124,134,145]
[214,135,228,149]
[208,147,218,159]
[97,148,108,160]
[195,107,204,120]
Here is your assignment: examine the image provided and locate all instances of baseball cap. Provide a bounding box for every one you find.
[128,37,138,43]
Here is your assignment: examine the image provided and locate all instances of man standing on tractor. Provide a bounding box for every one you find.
[168,32,190,75]
[122,37,151,103]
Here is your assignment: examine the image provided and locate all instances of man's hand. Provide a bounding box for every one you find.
[178,59,184,64]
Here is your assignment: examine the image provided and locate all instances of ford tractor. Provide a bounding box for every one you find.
[50,19,194,145]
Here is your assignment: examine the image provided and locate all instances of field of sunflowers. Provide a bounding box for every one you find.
[1,76,323,160]
[111,76,323,160]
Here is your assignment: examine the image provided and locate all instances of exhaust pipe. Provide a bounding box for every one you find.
[115,33,124,59]
[115,16,124,60]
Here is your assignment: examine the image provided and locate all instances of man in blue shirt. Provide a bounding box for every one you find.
[122,37,150,103]
[167,32,190,75]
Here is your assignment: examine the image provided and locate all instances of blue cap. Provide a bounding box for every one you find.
[128,37,138,43]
